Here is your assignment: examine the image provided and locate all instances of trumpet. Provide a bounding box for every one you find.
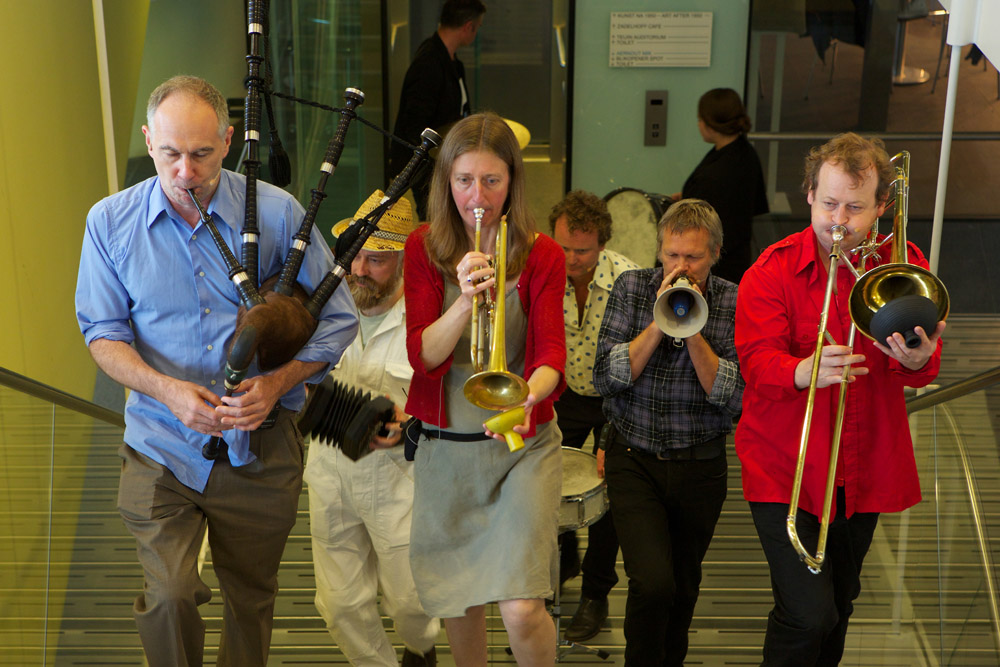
[464,208,530,450]
[787,151,949,573]
[469,207,490,371]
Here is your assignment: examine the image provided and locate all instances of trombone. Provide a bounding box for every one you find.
[787,151,949,573]
[464,207,530,451]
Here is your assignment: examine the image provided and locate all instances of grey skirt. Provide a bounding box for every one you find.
[408,420,562,618]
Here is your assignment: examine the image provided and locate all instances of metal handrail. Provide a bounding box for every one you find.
[749,131,1000,142]
[935,401,1000,658]
[901,364,1000,658]
[0,367,124,428]
[907,366,1000,414]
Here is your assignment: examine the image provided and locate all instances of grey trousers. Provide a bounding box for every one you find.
[117,409,303,667]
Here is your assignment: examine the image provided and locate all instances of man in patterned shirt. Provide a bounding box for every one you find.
[548,190,639,642]
[593,198,744,666]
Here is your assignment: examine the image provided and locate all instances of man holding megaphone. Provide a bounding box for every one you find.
[593,199,744,665]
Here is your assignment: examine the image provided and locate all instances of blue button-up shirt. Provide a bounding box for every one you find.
[593,269,743,454]
[76,170,359,491]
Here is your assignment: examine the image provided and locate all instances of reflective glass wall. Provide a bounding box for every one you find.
[748,0,1000,314]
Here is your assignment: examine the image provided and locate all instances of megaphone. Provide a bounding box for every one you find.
[653,275,708,338]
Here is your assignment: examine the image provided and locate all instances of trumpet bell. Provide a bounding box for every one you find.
[653,276,708,338]
[849,263,949,348]
[463,370,530,411]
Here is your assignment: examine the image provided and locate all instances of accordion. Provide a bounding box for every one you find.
[298,376,395,461]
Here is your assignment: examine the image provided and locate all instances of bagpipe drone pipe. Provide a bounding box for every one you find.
[195,0,440,460]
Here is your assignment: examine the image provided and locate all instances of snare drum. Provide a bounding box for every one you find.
[559,447,609,532]
[603,187,670,268]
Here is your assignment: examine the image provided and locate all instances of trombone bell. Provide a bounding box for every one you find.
[849,265,948,348]
[847,150,949,348]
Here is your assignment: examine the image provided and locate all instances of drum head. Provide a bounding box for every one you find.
[603,187,668,268]
[561,446,601,498]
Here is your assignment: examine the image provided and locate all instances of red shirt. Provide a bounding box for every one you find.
[735,227,942,517]
[403,225,566,434]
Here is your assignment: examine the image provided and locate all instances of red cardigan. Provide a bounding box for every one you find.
[403,224,567,434]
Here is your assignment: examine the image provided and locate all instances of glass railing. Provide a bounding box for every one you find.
[0,368,135,665]
[901,368,1000,665]
[4,360,1000,665]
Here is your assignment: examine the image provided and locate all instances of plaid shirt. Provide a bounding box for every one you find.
[594,268,743,455]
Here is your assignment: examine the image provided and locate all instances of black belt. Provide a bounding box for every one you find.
[419,427,491,442]
[616,432,725,461]
[402,418,491,460]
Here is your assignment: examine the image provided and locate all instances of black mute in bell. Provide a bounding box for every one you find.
[869,294,939,348]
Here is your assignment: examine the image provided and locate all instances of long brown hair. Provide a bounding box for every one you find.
[425,112,535,281]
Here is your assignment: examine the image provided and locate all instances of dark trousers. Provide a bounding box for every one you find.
[117,409,304,667]
[605,439,727,666]
[750,488,879,667]
[554,388,619,599]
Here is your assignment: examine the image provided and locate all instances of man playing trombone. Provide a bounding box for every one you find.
[735,132,946,666]
[594,199,744,665]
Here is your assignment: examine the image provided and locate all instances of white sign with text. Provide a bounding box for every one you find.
[610,12,713,68]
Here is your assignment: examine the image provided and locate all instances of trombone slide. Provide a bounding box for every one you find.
[786,225,852,574]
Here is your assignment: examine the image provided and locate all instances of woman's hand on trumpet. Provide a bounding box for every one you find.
[481,365,561,442]
[457,250,495,303]
[483,393,538,443]
[874,320,946,371]
[794,345,868,390]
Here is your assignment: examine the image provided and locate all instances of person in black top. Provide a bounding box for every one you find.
[673,88,769,284]
[389,0,486,220]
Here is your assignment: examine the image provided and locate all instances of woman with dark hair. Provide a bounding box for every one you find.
[403,111,566,665]
[673,87,769,284]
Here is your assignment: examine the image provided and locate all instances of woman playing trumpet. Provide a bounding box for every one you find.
[403,112,566,665]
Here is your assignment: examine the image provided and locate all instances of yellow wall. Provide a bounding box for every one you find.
[0,2,149,661]
[127,0,247,160]
[106,0,154,188]
[0,0,149,400]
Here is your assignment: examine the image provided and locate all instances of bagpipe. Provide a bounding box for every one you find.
[195,0,439,460]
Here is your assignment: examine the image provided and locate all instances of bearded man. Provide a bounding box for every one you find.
[305,195,439,666]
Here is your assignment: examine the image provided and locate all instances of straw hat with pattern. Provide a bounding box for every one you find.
[331,190,417,252]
